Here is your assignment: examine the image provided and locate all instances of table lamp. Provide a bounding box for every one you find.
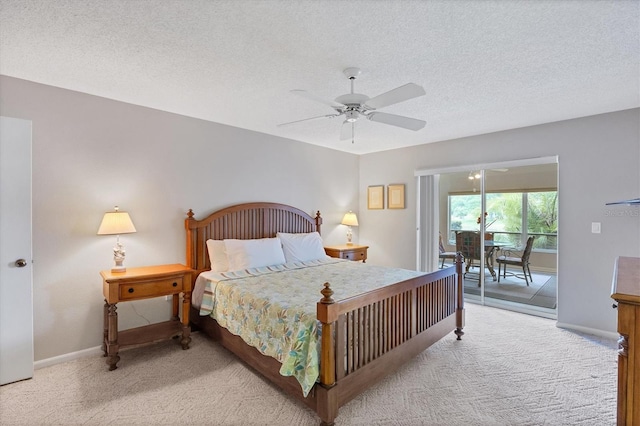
[97,206,137,273]
[341,211,358,245]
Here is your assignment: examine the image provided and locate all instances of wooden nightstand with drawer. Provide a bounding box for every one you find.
[324,244,368,263]
[101,263,192,371]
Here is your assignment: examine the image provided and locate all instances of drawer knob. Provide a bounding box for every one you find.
[172,282,178,287]
[128,288,134,293]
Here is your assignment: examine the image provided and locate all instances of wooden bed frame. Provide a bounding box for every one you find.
[185,202,464,425]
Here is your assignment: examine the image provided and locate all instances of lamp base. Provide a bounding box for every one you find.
[111,242,126,273]
[346,242,354,245]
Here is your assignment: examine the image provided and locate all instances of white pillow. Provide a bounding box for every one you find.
[276,232,327,263]
[206,239,229,272]
[224,237,286,271]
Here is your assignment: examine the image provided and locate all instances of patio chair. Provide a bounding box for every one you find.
[439,232,456,268]
[496,236,535,285]
[456,231,482,284]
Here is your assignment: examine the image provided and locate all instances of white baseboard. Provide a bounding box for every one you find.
[35,345,103,370]
[556,322,619,340]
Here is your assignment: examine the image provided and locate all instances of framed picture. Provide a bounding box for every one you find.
[387,184,405,209]
[367,185,384,209]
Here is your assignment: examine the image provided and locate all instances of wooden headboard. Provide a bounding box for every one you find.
[185,202,322,276]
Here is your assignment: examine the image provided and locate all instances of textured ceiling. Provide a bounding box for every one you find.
[1,0,638,154]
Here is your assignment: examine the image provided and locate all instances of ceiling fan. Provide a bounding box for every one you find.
[278,67,427,143]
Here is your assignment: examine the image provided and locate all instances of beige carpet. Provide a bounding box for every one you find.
[0,304,617,425]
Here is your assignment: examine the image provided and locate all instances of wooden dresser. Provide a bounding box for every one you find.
[611,256,640,425]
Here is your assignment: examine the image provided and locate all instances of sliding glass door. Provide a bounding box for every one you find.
[417,158,558,317]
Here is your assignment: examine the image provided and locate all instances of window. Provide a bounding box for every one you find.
[448,191,557,251]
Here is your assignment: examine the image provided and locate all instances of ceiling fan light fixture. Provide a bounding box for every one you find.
[345,110,358,123]
[468,171,482,180]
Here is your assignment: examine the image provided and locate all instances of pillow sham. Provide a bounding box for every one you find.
[276,231,327,263]
[224,237,286,271]
[206,239,229,272]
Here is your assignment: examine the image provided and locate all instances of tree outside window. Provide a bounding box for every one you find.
[448,191,557,251]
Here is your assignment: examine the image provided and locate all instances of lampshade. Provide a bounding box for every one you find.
[341,211,359,227]
[97,207,136,235]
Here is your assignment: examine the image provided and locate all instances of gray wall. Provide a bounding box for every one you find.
[0,76,359,361]
[359,109,640,334]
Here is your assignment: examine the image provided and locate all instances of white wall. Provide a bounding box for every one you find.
[0,76,360,361]
[359,109,640,334]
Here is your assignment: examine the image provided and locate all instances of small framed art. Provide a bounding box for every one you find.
[367,185,384,209]
[387,184,405,209]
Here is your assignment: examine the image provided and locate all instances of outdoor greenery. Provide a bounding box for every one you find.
[449,191,558,250]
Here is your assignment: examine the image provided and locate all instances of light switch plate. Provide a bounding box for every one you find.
[591,222,601,233]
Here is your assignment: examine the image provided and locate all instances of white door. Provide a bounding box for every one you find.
[0,116,33,385]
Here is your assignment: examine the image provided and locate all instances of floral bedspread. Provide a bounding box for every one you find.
[196,258,425,396]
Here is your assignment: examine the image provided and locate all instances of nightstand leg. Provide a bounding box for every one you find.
[106,303,120,370]
[171,294,179,321]
[180,291,191,350]
[102,299,108,357]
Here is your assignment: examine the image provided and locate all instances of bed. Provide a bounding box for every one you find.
[185,202,464,425]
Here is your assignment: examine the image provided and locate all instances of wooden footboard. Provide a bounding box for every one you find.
[315,254,464,424]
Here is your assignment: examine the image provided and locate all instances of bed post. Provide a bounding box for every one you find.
[185,209,196,270]
[316,282,338,426]
[454,252,465,340]
[314,210,323,234]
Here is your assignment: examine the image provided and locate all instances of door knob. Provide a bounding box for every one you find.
[14,259,27,267]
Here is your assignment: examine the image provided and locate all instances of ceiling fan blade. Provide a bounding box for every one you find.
[364,83,426,110]
[339,121,354,141]
[367,112,426,131]
[290,90,345,109]
[277,113,341,127]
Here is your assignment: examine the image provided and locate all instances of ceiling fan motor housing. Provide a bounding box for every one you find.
[334,93,370,106]
[335,93,371,122]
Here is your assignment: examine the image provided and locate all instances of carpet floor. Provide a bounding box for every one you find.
[0,304,616,425]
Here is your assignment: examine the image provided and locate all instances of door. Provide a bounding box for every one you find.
[0,116,33,385]
[417,156,558,318]
[483,164,558,311]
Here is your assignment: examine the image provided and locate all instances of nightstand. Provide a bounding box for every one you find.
[324,244,368,263]
[101,263,192,371]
